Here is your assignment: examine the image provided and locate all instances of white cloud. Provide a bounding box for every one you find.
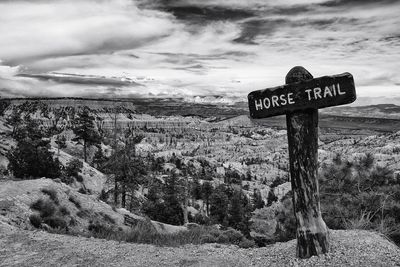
[0,0,178,64]
[0,0,399,100]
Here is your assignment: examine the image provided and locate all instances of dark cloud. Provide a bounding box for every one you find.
[233,19,286,44]
[320,0,398,7]
[162,5,254,23]
[17,73,143,87]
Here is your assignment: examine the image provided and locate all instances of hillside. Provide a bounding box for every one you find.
[1,223,399,267]
[1,97,400,265]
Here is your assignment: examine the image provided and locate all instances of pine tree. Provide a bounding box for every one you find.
[55,135,67,156]
[209,184,229,224]
[72,108,101,162]
[201,181,213,216]
[163,172,184,225]
[191,177,202,200]
[267,188,278,207]
[6,109,22,136]
[102,135,146,208]
[7,117,61,179]
[253,189,265,209]
[92,146,106,171]
[228,189,253,237]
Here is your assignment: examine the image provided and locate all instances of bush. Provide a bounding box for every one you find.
[41,188,59,204]
[59,206,70,216]
[238,238,256,248]
[29,214,42,228]
[60,175,74,185]
[76,175,83,183]
[221,228,245,245]
[88,222,109,234]
[43,216,67,229]
[101,212,116,224]
[200,234,217,244]
[30,199,56,218]
[193,213,210,225]
[64,158,83,178]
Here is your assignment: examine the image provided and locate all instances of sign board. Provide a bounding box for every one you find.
[248,73,356,119]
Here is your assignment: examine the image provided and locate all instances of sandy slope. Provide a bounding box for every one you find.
[0,223,399,267]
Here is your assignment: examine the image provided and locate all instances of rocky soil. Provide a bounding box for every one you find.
[1,222,399,267]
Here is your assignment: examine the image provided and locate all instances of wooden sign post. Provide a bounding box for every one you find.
[248,66,356,258]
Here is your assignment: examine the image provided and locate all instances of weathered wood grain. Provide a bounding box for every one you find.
[285,66,329,258]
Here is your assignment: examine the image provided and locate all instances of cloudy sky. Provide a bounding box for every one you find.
[0,0,399,101]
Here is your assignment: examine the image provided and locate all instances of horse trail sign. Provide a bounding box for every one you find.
[247,66,357,259]
[248,72,356,119]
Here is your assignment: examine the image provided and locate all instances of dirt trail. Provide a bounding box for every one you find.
[1,223,399,267]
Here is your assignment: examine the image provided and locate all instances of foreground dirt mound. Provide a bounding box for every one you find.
[0,223,399,267]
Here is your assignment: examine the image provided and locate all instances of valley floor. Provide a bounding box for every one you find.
[1,223,399,267]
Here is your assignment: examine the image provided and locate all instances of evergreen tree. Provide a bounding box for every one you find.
[6,109,22,136]
[253,189,265,209]
[72,108,101,162]
[92,146,107,171]
[228,189,253,237]
[163,172,184,225]
[266,188,278,207]
[209,184,229,224]
[191,177,202,200]
[201,181,213,216]
[102,135,146,208]
[7,117,61,179]
[55,135,67,156]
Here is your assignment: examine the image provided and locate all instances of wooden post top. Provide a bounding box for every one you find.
[286,66,313,84]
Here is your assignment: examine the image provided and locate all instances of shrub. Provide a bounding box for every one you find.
[29,214,42,228]
[30,199,56,218]
[69,217,78,226]
[43,216,67,229]
[59,206,70,216]
[64,158,83,178]
[200,234,217,244]
[193,213,210,225]
[68,196,81,209]
[61,175,74,185]
[76,175,83,183]
[238,238,256,249]
[216,233,229,243]
[41,188,59,204]
[221,228,245,245]
[88,222,109,234]
[100,212,116,224]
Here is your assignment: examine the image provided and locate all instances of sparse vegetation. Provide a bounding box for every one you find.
[41,188,59,204]
[29,197,68,231]
[86,218,254,248]
[30,199,56,218]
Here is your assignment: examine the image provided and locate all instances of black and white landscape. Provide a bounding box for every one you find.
[0,0,400,266]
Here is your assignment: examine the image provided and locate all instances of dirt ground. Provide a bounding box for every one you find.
[1,223,399,267]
